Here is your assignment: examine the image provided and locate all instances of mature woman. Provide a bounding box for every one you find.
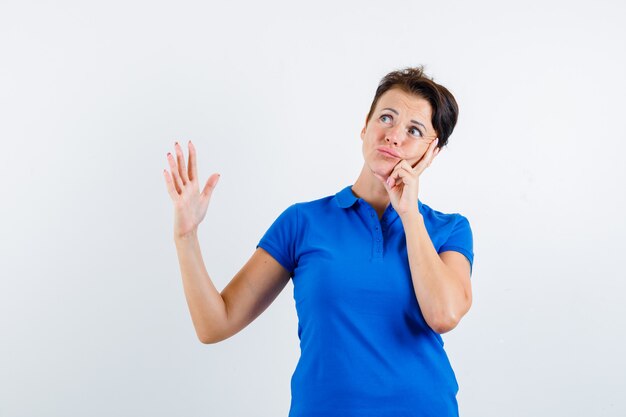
[163,66,474,417]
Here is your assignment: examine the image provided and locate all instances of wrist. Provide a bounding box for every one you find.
[174,229,198,242]
[399,209,423,226]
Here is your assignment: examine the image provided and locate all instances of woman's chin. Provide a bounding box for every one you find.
[364,159,395,181]
[370,167,393,182]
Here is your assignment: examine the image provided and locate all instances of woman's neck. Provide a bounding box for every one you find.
[351,165,390,218]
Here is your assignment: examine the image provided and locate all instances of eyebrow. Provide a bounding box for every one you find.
[381,107,427,131]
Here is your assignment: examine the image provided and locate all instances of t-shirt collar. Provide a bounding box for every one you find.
[335,185,423,211]
[335,185,359,208]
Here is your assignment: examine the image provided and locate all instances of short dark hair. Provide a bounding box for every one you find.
[366,66,459,148]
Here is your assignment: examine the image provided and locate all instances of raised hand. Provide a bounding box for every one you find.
[383,138,440,218]
[163,141,220,238]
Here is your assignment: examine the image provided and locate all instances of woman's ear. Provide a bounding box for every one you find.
[360,115,368,140]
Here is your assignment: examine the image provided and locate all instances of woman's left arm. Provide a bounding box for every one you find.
[383,139,472,334]
[401,214,472,334]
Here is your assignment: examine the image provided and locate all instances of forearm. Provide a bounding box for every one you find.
[174,231,228,343]
[401,212,468,333]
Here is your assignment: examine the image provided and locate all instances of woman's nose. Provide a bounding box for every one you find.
[385,125,405,146]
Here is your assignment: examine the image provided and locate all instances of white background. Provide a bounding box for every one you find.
[1,0,625,416]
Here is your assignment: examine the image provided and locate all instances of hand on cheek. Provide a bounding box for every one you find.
[412,138,440,176]
[383,138,440,217]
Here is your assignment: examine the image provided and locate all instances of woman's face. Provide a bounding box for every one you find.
[360,87,438,179]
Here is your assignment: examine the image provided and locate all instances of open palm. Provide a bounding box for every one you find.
[163,141,220,238]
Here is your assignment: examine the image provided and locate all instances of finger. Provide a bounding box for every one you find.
[414,138,440,174]
[201,173,221,200]
[386,165,402,187]
[188,140,197,182]
[389,168,415,188]
[430,149,440,165]
[387,167,408,187]
[425,137,438,161]
[384,176,394,190]
[390,160,415,181]
[427,139,440,166]
[431,138,440,155]
[394,167,413,183]
[411,139,438,169]
[167,152,184,194]
[398,159,415,173]
[389,158,406,176]
[163,169,179,201]
[175,141,189,185]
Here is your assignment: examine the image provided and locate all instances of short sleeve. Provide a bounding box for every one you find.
[256,204,299,277]
[438,214,475,276]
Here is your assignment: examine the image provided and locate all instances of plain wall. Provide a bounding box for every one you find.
[1,0,625,416]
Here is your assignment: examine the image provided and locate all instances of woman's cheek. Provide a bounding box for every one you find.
[411,150,428,167]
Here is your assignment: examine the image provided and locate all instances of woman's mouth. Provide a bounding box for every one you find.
[377,147,400,159]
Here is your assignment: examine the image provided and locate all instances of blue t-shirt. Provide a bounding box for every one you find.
[257,185,474,417]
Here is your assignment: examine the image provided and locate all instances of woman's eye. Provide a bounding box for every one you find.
[380,114,392,123]
[409,127,423,137]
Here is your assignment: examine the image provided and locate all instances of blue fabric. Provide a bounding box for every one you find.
[257,185,474,417]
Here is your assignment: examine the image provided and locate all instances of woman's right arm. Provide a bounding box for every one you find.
[164,141,290,344]
[175,233,290,344]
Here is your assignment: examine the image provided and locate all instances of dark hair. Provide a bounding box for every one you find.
[366,66,459,148]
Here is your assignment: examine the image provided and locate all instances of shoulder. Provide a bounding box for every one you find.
[419,200,471,229]
[290,192,341,216]
[267,193,337,228]
[420,200,474,273]
[277,189,355,233]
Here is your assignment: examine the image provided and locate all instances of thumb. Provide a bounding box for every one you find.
[384,175,395,190]
[201,173,220,199]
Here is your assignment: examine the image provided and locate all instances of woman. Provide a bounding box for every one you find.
[163,67,474,417]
